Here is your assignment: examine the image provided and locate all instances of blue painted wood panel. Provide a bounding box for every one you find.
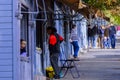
[0,60,12,66]
[0,17,12,23]
[0,47,12,53]
[0,54,12,59]
[0,23,12,29]
[0,5,12,11]
[0,0,13,79]
[0,35,12,41]
[0,41,12,47]
[0,72,12,77]
[0,66,12,71]
[0,11,12,17]
[0,0,12,4]
[0,29,12,35]
[0,78,12,80]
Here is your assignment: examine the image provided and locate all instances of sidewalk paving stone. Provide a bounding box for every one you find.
[60,48,120,80]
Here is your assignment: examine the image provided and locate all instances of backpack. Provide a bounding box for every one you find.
[54,33,64,43]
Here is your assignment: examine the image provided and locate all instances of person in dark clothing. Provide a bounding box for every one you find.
[92,25,98,48]
[98,26,105,48]
[109,24,116,49]
[47,27,64,79]
[92,25,98,36]
[88,25,93,48]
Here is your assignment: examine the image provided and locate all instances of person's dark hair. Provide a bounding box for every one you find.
[88,24,90,27]
[21,39,25,43]
[47,26,57,33]
[52,27,57,33]
[72,24,76,28]
[47,26,53,30]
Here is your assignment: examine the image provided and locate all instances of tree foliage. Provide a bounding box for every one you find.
[84,0,120,10]
[83,0,120,24]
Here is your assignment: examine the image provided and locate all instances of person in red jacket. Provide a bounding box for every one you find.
[47,27,64,79]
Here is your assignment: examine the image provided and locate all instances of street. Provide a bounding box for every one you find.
[61,43,120,80]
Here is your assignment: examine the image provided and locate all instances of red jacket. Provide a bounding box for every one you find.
[49,33,64,54]
[49,34,64,46]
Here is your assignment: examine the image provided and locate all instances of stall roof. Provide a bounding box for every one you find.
[57,0,92,18]
[57,0,110,20]
[36,0,110,21]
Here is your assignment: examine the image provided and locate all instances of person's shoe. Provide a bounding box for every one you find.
[54,75,60,79]
[112,47,115,49]
[74,56,77,58]
[59,72,64,78]
[73,56,80,60]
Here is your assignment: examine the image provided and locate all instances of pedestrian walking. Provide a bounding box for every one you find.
[47,26,64,79]
[103,28,110,48]
[92,25,99,48]
[98,25,105,49]
[109,24,116,49]
[87,25,93,48]
[70,24,79,58]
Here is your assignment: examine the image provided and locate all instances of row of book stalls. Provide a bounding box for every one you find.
[18,0,109,80]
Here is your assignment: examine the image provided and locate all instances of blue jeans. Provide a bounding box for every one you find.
[93,35,98,48]
[103,37,110,48]
[88,36,93,47]
[110,35,116,48]
[71,41,79,57]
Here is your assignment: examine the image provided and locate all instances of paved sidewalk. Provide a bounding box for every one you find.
[60,48,120,80]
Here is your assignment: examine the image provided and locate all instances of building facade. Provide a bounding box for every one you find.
[0,0,19,80]
[0,0,88,80]
[0,0,37,80]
